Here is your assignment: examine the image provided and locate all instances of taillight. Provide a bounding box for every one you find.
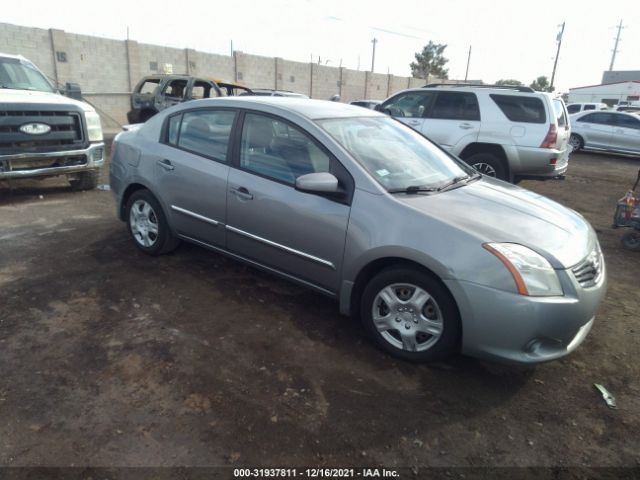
[540,124,557,149]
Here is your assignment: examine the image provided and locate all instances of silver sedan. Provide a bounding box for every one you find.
[110,97,606,365]
[569,110,640,155]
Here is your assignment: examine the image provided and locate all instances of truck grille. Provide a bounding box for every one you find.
[0,110,85,154]
[572,248,603,288]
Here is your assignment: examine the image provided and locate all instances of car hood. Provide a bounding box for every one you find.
[396,178,595,268]
[0,88,94,112]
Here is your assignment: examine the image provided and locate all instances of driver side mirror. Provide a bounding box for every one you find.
[63,82,82,100]
[295,172,339,193]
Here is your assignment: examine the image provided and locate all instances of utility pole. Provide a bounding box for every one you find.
[464,45,472,82]
[609,19,624,71]
[371,38,378,73]
[550,21,565,91]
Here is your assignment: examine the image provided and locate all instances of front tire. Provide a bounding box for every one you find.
[125,190,180,255]
[569,133,583,153]
[621,230,640,251]
[465,153,507,181]
[360,266,461,362]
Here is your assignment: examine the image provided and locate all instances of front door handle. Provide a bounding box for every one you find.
[230,186,253,200]
[459,123,474,130]
[157,159,175,171]
[407,120,421,126]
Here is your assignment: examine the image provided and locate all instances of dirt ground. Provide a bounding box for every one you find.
[1,145,639,476]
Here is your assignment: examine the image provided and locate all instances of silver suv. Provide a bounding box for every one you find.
[110,97,605,365]
[378,84,570,182]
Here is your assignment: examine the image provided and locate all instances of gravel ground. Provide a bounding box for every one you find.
[0,147,639,477]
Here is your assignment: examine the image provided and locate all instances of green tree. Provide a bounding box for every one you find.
[410,41,449,80]
[495,79,523,86]
[529,76,554,92]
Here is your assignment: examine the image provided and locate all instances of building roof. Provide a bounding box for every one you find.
[569,81,640,91]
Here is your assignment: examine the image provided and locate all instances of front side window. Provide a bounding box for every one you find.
[138,79,160,94]
[567,104,580,114]
[317,116,470,192]
[584,104,595,111]
[430,92,480,121]
[240,113,331,184]
[172,109,236,161]
[381,92,435,118]
[0,57,54,92]
[578,112,615,125]
[490,94,546,123]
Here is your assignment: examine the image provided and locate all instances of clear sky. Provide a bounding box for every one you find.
[3,0,638,93]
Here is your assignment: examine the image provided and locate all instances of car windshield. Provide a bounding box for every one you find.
[316,116,471,191]
[0,57,54,92]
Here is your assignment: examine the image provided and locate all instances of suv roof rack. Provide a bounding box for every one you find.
[422,83,536,93]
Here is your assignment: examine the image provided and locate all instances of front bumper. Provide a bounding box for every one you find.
[0,143,105,179]
[445,258,607,365]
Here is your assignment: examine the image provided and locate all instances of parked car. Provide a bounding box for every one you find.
[566,102,609,114]
[127,75,222,123]
[377,84,570,182]
[110,97,606,365]
[0,52,104,190]
[240,89,309,98]
[569,110,640,155]
[350,100,382,110]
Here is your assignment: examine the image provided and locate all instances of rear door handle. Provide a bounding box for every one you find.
[459,123,474,130]
[157,159,175,171]
[230,186,253,200]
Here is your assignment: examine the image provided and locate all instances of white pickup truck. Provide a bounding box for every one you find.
[0,52,104,190]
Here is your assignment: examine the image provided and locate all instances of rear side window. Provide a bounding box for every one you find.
[430,92,480,121]
[552,99,567,127]
[490,94,546,123]
[168,109,236,162]
[584,104,595,111]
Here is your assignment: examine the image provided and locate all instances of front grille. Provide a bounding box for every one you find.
[0,154,87,172]
[0,110,85,153]
[572,249,603,288]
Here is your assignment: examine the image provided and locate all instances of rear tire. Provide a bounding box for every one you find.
[125,190,180,255]
[360,266,461,362]
[69,170,100,191]
[465,153,507,181]
[569,133,584,153]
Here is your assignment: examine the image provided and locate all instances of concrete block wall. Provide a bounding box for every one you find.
[0,21,445,130]
[340,69,366,103]
[312,64,341,100]
[276,58,310,96]
[235,52,275,89]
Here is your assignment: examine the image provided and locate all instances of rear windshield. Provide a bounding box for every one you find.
[552,99,567,127]
[490,94,546,123]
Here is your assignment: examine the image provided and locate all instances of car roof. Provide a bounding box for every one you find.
[173,96,381,119]
[393,86,552,97]
[0,52,24,60]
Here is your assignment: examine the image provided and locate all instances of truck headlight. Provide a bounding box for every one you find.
[85,111,103,142]
[483,243,563,296]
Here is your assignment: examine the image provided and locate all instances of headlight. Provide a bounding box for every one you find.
[483,243,563,296]
[85,111,103,142]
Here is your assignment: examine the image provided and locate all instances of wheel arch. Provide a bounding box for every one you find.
[459,143,510,178]
[119,182,161,221]
[347,256,460,321]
